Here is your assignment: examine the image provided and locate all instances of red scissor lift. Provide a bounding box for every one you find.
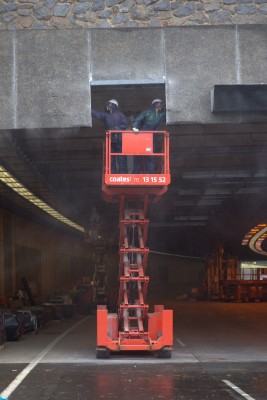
[96,130,173,358]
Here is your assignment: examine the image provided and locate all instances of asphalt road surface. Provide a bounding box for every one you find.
[1,300,267,400]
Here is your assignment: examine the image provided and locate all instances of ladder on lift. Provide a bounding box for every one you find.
[96,130,173,358]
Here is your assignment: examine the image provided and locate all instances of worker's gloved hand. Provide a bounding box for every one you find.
[133,127,139,133]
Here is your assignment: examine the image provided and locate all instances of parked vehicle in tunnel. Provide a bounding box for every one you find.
[4,310,24,341]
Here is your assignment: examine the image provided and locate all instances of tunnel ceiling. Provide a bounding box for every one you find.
[1,85,267,257]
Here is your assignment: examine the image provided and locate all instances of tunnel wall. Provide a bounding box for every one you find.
[147,253,206,299]
[0,206,206,303]
[1,25,267,129]
[0,209,94,302]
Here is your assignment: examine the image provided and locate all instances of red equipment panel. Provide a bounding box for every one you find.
[122,132,153,155]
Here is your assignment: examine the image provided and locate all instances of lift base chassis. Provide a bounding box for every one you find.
[97,305,173,355]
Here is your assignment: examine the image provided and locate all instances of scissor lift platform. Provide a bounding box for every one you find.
[97,130,173,358]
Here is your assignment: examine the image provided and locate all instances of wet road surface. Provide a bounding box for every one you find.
[1,301,267,399]
[1,362,267,399]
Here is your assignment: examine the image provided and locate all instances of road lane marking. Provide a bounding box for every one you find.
[175,337,186,347]
[222,379,255,400]
[0,317,90,400]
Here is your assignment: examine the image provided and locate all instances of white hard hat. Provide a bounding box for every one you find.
[107,99,119,107]
[152,98,163,105]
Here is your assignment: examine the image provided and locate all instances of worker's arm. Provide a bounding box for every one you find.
[132,110,148,130]
[91,109,107,123]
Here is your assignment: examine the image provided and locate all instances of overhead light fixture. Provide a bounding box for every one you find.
[242,223,267,255]
[241,261,267,269]
[0,165,84,232]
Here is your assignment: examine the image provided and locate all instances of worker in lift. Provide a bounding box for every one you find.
[92,99,128,174]
[132,99,166,174]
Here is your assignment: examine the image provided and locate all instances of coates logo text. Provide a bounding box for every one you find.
[109,176,132,183]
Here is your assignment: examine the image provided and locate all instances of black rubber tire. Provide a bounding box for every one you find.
[157,347,172,359]
[96,347,111,359]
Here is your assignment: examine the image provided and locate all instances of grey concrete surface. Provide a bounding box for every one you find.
[172,300,267,363]
[16,30,91,129]
[238,25,267,85]
[91,28,165,82]
[235,25,267,123]
[2,26,267,129]
[165,26,237,124]
[0,32,14,130]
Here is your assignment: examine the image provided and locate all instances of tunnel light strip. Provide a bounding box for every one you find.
[0,165,84,232]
